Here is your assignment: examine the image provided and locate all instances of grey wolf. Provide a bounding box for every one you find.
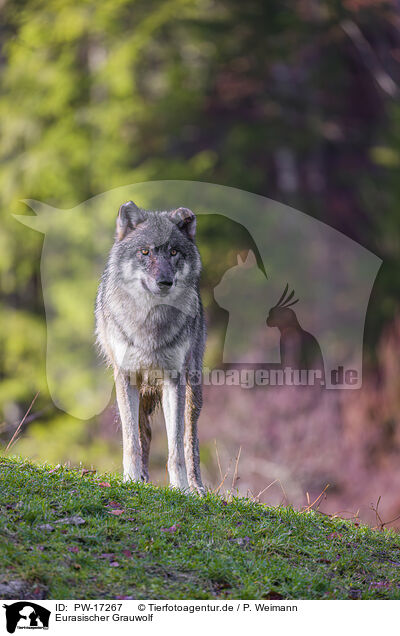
[266,284,325,377]
[95,201,206,493]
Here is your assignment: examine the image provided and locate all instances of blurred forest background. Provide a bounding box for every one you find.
[1,0,400,526]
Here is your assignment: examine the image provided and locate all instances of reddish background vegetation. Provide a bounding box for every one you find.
[197,319,400,528]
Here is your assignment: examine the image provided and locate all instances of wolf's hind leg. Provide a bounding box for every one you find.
[139,400,152,483]
[114,370,142,482]
[162,375,189,490]
[184,381,205,495]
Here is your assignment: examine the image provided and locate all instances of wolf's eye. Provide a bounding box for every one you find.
[141,249,149,256]
[170,249,177,256]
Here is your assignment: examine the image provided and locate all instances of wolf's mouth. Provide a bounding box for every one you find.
[141,279,174,297]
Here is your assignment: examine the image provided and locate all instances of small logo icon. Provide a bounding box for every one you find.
[266,283,325,381]
[3,602,50,634]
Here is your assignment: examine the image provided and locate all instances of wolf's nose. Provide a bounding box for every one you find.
[157,279,173,288]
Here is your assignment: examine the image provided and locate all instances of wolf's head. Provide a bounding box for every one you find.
[110,201,201,298]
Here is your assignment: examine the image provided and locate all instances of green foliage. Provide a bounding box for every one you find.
[1,456,400,599]
[14,416,121,471]
[0,0,255,426]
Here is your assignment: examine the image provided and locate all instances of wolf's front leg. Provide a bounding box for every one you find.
[162,374,189,490]
[184,381,205,495]
[139,401,152,483]
[114,370,142,482]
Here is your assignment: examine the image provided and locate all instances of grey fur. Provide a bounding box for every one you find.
[95,202,206,493]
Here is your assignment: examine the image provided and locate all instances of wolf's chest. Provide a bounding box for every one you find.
[108,326,189,373]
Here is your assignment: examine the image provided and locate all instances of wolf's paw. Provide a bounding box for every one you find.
[123,473,142,484]
[190,484,206,497]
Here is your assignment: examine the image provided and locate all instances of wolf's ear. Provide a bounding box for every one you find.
[168,207,196,241]
[116,201,145,240]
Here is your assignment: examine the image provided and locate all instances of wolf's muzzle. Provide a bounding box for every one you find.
[156,277,173,289]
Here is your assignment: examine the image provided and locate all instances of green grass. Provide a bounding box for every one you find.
[1,456,400,599]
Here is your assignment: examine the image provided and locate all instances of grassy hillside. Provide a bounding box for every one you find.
[1,456,400,600]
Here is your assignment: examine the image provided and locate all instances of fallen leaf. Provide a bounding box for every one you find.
[161,523,180,533]
[370,581,391,589]
[31,585,44,598]
[122,549,132,557]
[100,553,115,559]
[109,509,125,516]
[327,532,343,540]
[73,563,81,570]
[48,464,61,474]
[107,501,121,508]
[266,591,284,600]
[6,502,22,510]
[110,561,120,567]
[55,516,86,526]
[98,482,111,488]
[116,595,134,600]
[68,546,79,553]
